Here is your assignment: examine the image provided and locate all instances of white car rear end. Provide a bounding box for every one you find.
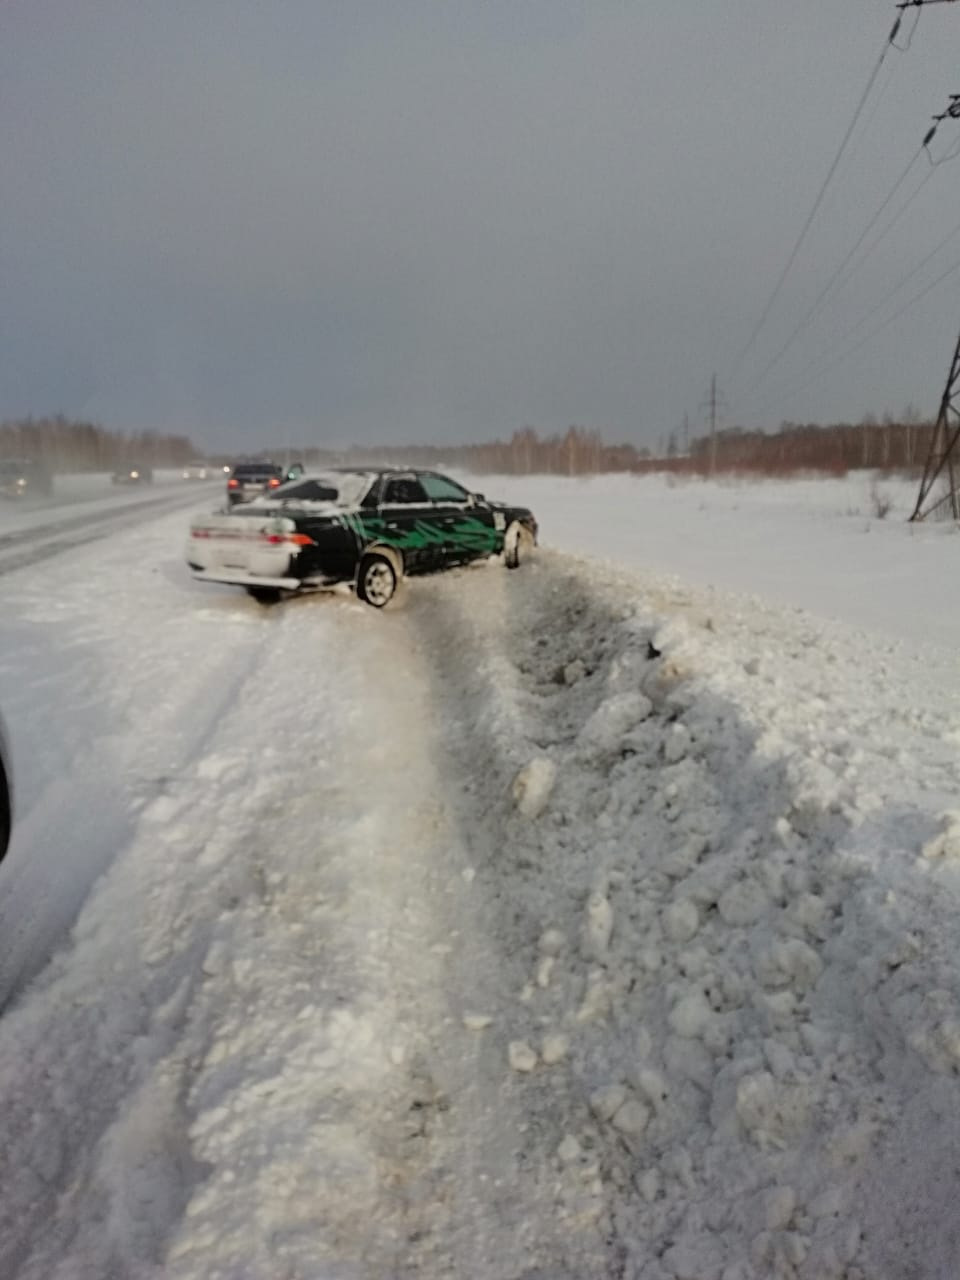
[187,512,315,589]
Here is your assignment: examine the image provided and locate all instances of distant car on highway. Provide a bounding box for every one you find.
[226,461,304,505]
[112,464,154,485]
[0,458,53,498]
[0,716,11,864]
[187,466,538,607]
[181,461,211,480]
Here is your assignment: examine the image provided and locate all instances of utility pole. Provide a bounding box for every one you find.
[910,325,960,520]
[701,374,725,476]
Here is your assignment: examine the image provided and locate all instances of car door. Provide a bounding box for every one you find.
[377,475,444,573]
[418,471,503,564]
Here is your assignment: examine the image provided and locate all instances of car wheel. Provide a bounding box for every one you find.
[246,586,282,605]
[356,553,397,608]
[504,521,534,570]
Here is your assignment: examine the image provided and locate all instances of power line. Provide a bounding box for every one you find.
[751,253,960,418]
[740,123,960,415]
[741,146,924,397]
[833,206,960,347]
[739,116,960,401]
[731,11,908,380]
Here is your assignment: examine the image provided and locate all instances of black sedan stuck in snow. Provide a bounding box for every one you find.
[187,467,537,607]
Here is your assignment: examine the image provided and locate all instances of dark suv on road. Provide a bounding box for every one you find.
[226,462,304,505]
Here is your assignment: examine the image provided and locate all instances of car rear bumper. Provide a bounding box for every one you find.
[189,569,305,590]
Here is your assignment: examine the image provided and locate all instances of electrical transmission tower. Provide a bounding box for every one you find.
[910,326,960,519]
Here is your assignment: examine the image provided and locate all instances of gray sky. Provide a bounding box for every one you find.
[2,1,959,453]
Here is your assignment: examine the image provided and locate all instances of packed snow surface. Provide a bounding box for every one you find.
[0,470,959,1278]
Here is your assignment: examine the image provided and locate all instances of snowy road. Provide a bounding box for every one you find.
[0,476,219,576]
[1,480,960,1277]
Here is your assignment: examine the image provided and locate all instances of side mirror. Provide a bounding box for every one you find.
[286,463,304,481]
[468,492,486,507]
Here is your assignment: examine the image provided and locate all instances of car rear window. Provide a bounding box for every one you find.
[264,472,374,508]
[274,480,339,502]
[232,465,279,479]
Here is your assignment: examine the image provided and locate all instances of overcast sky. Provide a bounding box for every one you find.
[2,1,959,453]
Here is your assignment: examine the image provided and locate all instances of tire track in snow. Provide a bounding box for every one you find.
[0,603,335,1278]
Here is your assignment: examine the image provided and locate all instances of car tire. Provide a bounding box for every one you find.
[246,586,282,605]
[356,553,398,608]
[504,521,534,570]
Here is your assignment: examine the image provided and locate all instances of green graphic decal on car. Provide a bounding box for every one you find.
[338,514,501,555]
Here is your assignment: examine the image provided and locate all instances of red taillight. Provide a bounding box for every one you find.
[228,478,239,488]
[268,477,281,488]
[262,532,314,546]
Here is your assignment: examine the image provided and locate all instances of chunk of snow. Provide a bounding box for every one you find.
[575,972,612,1023]
[463,1014,493,1031]
[541,1033,570,1065]
[577,691,653,758]
[717,879,768,926]
[663,723,692,763]
[511,756,557,818]
[668,990,716,1039]
[611,1098,649,1136]
[920,810,960,862]
[581,891,613,961]
[634,1067,670,1110]
[557,1134,582,1164]
[663,899,700,943]
[538,927,567,956]
[508,1041,538,1072]
[589,1083,628,1122]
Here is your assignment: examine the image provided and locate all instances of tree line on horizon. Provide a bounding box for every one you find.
[0,411,938,478]
[314,412,937,478]
[0,415,196,471]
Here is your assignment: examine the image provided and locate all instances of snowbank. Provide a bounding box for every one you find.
[0,478,958,1277]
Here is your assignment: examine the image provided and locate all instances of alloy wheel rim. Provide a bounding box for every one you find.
[365,562,394,604]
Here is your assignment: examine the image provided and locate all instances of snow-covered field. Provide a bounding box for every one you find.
[0,471,958,1278]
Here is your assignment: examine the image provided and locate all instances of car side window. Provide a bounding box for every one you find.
[382,478,429,505]
[420,473,470,502]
